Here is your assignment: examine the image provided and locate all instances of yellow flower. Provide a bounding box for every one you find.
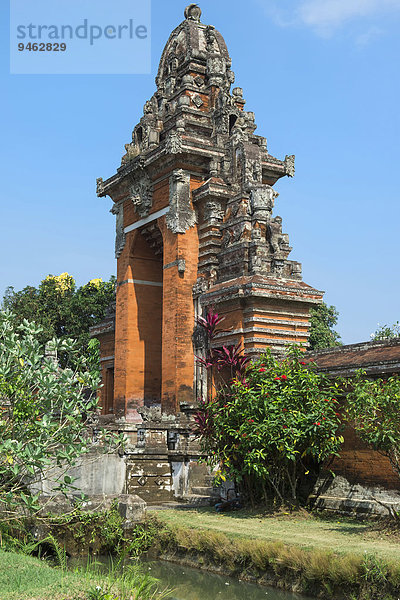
[43,272,75,293]
[88,278,103,287]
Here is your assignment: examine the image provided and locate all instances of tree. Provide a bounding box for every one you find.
[0,310,123,514]
[194,313,344,507]
[309,302,342,350]
[346,372,400,481]
[370,322,400,340]
[2,273,115,367]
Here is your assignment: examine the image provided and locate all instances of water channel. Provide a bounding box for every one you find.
[145,559,313,600]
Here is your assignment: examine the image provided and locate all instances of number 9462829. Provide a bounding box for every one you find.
[18,42,66,52]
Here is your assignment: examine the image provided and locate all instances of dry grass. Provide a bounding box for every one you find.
[155,507,400,560]
[150,509,400,599]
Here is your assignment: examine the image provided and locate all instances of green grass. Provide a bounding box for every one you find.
[150,509,400,599]
[0,549,166,600]
[155,507,400,560]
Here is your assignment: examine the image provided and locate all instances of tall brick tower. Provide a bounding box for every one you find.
[95,4,323,424]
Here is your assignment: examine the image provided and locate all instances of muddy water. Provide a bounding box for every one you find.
[145,559,313,600]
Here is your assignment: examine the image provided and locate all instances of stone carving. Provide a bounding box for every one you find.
[250,252,263,272]
[272,259,285,275]
[137,476,147,487]
[285,154,295,177]
[129,172,152,218]
[267,216,289,256]
[251,223,262,240]
[138,405,162,422]
[111,203,126,259]
[123,143,140,164]
[178,95,190,107]
[209,267,218,286]
[165,132,183,155]
[136,428,146,448]
[193,277,209,296]
[96,177,104,196]
[249,184,278,216]
[184,3,202,22]
[221,228,232,248]
[192,94,204,108]
[251,160,262,182]
[177,259,186,273]
[290,261,302,278]
[209,158,218,177]
[166,169,196,234]
[204,201,223,222]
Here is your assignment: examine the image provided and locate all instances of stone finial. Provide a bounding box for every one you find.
[96,177,104,196]
[285,154,295,177]
[184,4,202,22]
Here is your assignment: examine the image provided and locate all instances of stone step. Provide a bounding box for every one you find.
[147,495,216,509]
[191,486,220,497]
[180,494,215,506]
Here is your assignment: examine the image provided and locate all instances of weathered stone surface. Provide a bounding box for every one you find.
[111,202,126,259]
[32,450,126,497]
[129,172,153,218]
[166,170,196,234]
[312,475,400,517]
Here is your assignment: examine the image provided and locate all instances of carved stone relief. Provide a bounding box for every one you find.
[285,154,295,177]
[248,184,278,216]
[166,169,196,234]
[165,132,183,155]
[204,201,224,222]
[96,177,104,196]
[267,216,291,257]
[272,259,285,276]
[111,202,126,259]
[129,172,153,218]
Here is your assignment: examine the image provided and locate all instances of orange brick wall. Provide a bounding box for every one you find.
[123,178,170,230]
[158,213,199,413]
[98,331,115,414]
[114,229,163,420]
[113,171,203,417]
[152,178,170,213]
[331,426,400,489]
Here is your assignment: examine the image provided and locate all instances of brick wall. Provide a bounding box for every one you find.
[331,426,400,489]
[114,229,163,421]
[98,330,115,414]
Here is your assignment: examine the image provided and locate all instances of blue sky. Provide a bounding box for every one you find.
[1,0,399,344]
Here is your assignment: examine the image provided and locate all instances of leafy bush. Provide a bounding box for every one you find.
[194,312,344,506]
[0,310,124,514]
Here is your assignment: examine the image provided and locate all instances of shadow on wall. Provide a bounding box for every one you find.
[130,229,163,406]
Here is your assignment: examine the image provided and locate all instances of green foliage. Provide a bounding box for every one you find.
[0,547,168,600]
[126,519,160,558]
[371,321,400,340]
[48,501,125,553]
[309,302,342,350]
[2,273,115,369]
[346,371,400,479]
[0,310,124,514]
[196,346,344,505]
